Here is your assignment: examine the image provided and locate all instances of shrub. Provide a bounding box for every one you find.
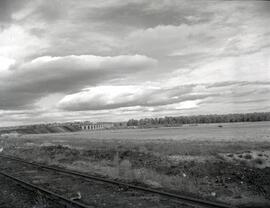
[253,158,264,165]
[227,153,234,158]
[244,154,252,160]
[33,191,50,208]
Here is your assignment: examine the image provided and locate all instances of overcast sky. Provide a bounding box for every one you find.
[0,0,270,126]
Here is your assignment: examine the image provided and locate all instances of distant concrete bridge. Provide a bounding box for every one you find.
[80,123,113,131]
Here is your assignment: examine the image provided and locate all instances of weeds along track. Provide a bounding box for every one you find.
[0,171,93,208]
[0,154,233,208]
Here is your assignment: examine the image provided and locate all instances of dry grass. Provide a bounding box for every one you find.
[32,191,50,208]
[64,158,202,195]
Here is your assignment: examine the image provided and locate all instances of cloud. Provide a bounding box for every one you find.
[0,54,157,109]
[81,0,212,29]
[164,47,270,87]
[199,82,270,112]
[124,0,270,67]
[0,25,49,61]
[1,0,215,58]
[57,84,213,111]
[206,81,270,88]
[0,0,28,26]
[0,56,15,77]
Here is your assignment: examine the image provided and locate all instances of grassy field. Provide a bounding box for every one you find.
[1,122,270,207]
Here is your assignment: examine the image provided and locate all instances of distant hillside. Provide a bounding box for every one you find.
[0,125,81,135]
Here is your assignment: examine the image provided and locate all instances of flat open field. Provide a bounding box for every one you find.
[1,122,270,207]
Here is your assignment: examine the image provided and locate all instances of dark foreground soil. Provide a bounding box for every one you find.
[0,157,198,208]
[2,144,270,208]
[0,175,61,208]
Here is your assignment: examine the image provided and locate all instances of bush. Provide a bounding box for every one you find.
[244,154,252,160]
[253,158,264,165]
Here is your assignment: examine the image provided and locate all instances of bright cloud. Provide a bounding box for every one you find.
[0,54,156,110]
[57,85,199,111]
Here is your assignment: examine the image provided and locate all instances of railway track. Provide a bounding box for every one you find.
[0,154,233,208]
[0,171,93,208]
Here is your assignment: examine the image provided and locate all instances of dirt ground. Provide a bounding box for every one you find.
[0,175,61,208]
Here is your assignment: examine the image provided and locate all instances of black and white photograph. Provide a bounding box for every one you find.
[0,0,269,207]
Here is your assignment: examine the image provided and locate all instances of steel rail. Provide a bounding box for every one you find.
[0,154,233,208]
[0,170,94,208]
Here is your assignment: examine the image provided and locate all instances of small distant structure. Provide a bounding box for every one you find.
[80,122,114,131]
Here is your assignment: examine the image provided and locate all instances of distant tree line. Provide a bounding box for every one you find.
[126,112,270,127]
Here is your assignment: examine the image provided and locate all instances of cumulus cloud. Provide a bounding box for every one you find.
[0,25,49,61]
[0,54,157,109]
[57,85,214,111]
